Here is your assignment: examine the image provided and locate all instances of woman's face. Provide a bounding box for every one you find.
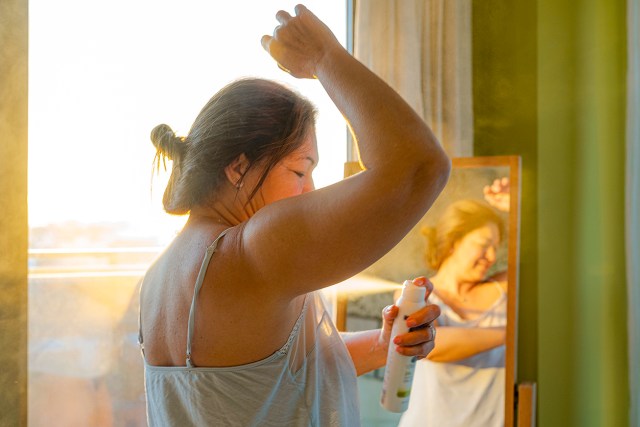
[448,223,501,283]
[247,131,319,207]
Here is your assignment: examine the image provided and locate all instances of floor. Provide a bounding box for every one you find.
[358,374,403,427]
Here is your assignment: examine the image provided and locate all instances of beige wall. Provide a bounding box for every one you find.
[0,0,28,425]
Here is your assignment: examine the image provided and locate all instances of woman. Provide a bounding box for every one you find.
[138,5,450,426]
[399,198,508,427]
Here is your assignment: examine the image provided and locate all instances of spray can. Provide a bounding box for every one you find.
[380,280,426,412]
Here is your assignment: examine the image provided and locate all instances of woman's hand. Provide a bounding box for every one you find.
[379,277,440,360]
[261,4,343,79]
[483,177,510,212]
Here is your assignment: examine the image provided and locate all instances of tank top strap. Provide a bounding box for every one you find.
[186,228,231,368]
[137,277,146,356]
[492,281,507,298]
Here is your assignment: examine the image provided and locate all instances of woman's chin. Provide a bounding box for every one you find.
[467,270,488,283]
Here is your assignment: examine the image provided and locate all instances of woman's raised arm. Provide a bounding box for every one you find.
[241,5,450,298]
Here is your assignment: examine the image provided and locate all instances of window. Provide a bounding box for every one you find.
[28,1,346,425]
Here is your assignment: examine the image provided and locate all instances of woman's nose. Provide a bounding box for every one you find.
[303,176,315,193]
[485,246,497,262]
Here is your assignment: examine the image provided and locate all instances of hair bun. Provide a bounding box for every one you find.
[151,124,184,161]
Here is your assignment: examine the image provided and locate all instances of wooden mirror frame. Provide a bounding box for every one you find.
[336,155,521,426]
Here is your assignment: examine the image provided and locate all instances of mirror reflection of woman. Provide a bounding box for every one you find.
[399,184,509,427]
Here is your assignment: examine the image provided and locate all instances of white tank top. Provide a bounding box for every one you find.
[399,283,507,427]
[139,230,361,426]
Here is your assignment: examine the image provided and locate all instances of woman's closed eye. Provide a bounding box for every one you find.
[483,244,499,254]
[473,238,496,250]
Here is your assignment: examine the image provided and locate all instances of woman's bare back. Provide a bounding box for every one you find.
[140,220,305,368]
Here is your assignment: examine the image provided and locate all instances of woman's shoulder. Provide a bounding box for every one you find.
[475,279,507,297]
[486,270,508,283]
[143,222,243,288]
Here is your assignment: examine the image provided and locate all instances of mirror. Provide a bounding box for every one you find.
[335,156,521,426]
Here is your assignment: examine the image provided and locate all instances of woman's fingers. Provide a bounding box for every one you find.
[275,9,292,24]
[378,304,399,346]
[261,5,340,79]
[410,276,434,301]
[394,323,437,347]
[294,4,308,16]
[261,34,272,49]
[381,305,399,334]
[394,323,437,358]
[261,32,292,75]
[396,339,436,358]
[412,276,427,287]
[394,298,439,358]
[483,177,511,212]
[382,304,399,322]
[405,303,440,329]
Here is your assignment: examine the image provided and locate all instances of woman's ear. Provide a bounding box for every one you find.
[224,154,249,189]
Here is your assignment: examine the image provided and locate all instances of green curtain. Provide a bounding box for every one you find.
[538,0,629,426]
[627,0,640,425]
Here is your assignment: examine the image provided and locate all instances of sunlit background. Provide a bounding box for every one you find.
[29,0,347,245]
[27,2,349,426]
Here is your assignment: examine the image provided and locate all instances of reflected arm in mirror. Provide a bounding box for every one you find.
[426,325,506,363]
[483,177,510,212]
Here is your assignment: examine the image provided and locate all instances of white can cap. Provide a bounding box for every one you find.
[400,280,426,302]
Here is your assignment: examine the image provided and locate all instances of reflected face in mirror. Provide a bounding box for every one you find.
[426,198,506,292]
[446,223,501,284]
[426,199,507,320]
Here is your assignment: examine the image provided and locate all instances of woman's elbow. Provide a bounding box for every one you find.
[415,145,451,196]
[434,150,452,190]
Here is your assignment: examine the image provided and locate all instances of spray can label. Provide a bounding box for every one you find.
[396,356,417,397]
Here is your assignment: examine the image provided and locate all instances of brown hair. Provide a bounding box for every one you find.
[151,78,317,215]
[422,199,505,270]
